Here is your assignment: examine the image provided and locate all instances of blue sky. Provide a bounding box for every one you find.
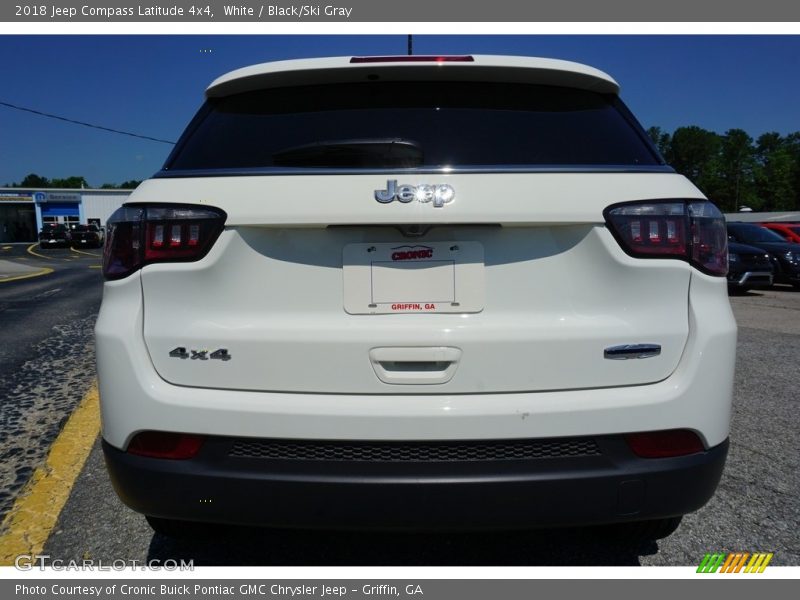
[1,35,799,186]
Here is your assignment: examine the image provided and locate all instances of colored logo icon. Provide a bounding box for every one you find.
[697,552,774,573]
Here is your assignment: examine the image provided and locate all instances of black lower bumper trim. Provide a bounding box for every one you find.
[102,435,728,531]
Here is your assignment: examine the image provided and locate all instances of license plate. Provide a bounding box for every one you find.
[343,241,484,314]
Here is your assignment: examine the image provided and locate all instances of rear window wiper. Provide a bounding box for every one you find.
[272,138,423,168]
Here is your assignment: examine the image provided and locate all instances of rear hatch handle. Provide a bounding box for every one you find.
[604,344,662,360]
[369,347,462,385]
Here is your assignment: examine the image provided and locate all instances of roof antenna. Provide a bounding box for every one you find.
[407,35,413,56]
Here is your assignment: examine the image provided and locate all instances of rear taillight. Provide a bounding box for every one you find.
[102,204,226,280]
[127,432,204,460]
[604,200,728,276]
[625,430,705,458]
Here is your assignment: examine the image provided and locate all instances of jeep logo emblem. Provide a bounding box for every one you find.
[375,180,455,208]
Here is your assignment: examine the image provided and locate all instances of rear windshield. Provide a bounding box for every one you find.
[165,82,660,172]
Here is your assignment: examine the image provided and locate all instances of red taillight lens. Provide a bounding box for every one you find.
[604,200,728,276]
[625,430,705,458]
[350,55,474,63]
[127,432,204,460]
[102,206,145,280]
[102,204,226,280]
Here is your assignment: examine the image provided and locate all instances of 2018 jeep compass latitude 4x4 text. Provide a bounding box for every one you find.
[96,55,736,539]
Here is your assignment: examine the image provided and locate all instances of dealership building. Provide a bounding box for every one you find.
[0,188,133,243]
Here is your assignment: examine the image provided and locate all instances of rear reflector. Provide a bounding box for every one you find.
[103,204,226,280]
[604,200,728,276]
[625,430,705,458]
[350,55,475,63]
[127,432,204,460]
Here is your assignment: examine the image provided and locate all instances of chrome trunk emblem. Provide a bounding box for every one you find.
[375,180,455,207]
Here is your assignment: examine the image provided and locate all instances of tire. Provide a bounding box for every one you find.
[605,516,683,542]
[728,287,749,295]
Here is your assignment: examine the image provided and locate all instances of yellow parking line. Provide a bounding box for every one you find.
[88,265,102,269]
[0,384,100,565]
[70,247,101,257]
[0,267,54,283]
[26,243,61,260]
[26,243,78,261]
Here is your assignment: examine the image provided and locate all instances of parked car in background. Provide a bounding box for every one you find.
[727,222,800,288]
[726,242,773,293]
[38,224,71,248]
[70,224,105,248]
[759,222,800,244]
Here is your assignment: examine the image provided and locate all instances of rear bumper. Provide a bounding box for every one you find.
[102,436,728,530]
[776,269,800,284]
[771,259,800,284]
[727,269,773,288]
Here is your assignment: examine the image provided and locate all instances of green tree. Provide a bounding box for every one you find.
[8,175,141,190]
[667,126,723,202]
[101,180,141,189]
[646,126,671,158]
[784,132,800,210]
[19,173,50,187]
[717,129,756,212]
[49,176,90,189]
[754,133,796,211]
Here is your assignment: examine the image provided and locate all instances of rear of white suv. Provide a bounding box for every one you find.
[96,55,736,538]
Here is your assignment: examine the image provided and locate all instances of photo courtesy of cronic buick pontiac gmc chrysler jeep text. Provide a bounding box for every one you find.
[96,55,737,540]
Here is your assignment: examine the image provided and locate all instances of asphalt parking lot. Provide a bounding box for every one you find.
[0,244,101,519]
[0,256,798,566]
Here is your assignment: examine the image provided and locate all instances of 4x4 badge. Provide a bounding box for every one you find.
[169,347,231,361]
[375,180,455,208]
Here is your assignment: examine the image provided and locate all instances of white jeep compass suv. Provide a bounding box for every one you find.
[97,55,736,539]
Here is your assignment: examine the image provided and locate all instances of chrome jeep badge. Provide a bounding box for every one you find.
[375,180,455,208]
